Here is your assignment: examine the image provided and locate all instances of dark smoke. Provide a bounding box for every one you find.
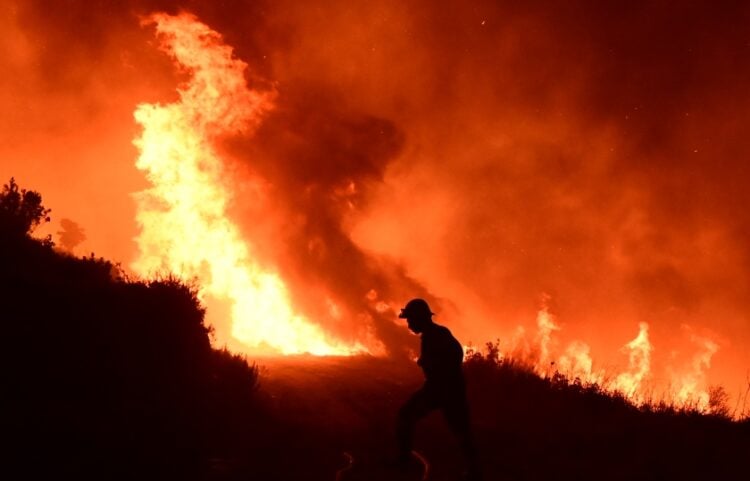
[227,86,445,356]
[57,218,86,252]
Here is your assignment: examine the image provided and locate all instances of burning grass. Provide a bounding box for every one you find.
[464,341,749,421]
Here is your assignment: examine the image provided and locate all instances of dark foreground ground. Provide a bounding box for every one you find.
[244,355,750,481]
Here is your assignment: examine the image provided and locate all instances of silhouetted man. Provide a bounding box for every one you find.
[395,298,480,480]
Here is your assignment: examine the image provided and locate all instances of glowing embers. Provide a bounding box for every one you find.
[131,12,362,355]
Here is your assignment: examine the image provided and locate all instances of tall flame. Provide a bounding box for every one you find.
[131,12,362,355]
[534,296,560,374]
[612,322,653,400]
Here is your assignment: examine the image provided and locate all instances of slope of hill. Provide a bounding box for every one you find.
[258,354,749,481]
[2,178,748,481]
[1,179,260,480]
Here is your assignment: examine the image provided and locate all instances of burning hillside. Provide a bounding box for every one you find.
[2,1,750,410]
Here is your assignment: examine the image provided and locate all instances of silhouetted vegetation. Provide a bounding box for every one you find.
[460,342,750,481]
[250,349,750,481]
[0,177,52,244]
[1,179,261,480]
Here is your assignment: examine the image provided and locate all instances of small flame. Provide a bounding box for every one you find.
[613,322,653,401]
[673,333,719,410]
[131,12,364,355]
[523,301,722,411]
[535,296,560,374]
[557,340,601,384]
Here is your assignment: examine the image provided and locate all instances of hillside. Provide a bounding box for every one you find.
[1,179,261,480]
[2,178,748,481]
[258,354,749,481]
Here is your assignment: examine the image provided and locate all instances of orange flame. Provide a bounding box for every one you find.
[557,341,601,385]
[534,296,560,374]
[612,322,653,401]
[672,333,719,410]
[131,12,365,355]
[520,302,722,411]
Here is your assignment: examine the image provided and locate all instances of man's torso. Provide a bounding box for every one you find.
[418,323,464,390]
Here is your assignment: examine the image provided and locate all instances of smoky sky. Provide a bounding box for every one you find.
[4,0,750,382]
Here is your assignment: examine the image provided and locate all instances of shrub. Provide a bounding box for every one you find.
[0,177,51,241]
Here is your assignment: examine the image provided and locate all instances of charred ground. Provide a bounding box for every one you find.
[1,179,748,481]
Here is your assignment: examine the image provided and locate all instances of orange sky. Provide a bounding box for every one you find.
[2,1,749,397]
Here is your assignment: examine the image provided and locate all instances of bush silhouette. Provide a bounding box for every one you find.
[0,177,51,240]
[0,178,260,480]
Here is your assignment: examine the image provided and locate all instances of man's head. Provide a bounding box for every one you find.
[398,298,434,334]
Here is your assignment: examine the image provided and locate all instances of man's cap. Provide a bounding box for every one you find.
[398,298,435,319]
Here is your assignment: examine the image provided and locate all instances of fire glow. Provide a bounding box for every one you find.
[5,0,750,424]
[115,11,733,411]
[507,301,720,411]
[131,13,364,355]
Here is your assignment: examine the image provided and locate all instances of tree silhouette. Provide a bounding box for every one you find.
[0,177,51,239]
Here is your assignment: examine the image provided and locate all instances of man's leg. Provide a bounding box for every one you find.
[443,394,480,478]
[396,387,435,460]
